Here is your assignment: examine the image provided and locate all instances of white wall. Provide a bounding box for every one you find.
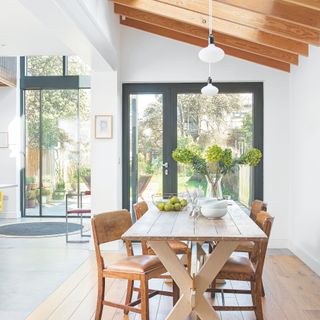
[90,71,122,214]
[90,70,122,250]
[120,26,291,248]
[290,46,320,275]
[0,87,20,218]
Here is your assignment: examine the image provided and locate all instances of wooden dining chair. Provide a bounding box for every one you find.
[235,200,268,296]
[236,200,268,254]
[250,199,268,221]
[92,209,172,320]
[210,211,274,320]
[133,201,192,272]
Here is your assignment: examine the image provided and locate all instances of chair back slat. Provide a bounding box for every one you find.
[250,200,267,221]
[133,201,149,255]
[254,211,274,279]
[92,210,132,245]
[133,201,148,220]
[92,210,132,270]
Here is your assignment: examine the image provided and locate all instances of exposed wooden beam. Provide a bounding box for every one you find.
[113,0,308,56]
[115,4,299,64]
[121,17,291,72]
[283,0,320,10]
[216,0,320,30]
[0,76,16,87]
[156,0,320,45]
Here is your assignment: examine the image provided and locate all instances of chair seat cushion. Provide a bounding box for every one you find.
[106,255,164,274]
[236,241,255,253]
[168,240,189,253]
[218,256,255,280]
[147,240,188,255]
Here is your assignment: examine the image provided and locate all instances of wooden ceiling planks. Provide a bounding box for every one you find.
[121,17,291,72]
[112,0,320,72]
[115,4,298,65]
[0,77,16,87]
[283,0,320,10]
[156,0,320,45]
[113,0,308,56]
[216,0,320,30]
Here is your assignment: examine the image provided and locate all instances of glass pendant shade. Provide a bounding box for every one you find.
[201,77,219,96]
[199,35,225,64]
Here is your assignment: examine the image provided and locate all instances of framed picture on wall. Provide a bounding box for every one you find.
[0,132,8,148]
[95,115,113,139]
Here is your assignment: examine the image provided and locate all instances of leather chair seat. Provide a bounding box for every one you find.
[236,241,255,252]
[147,240,188,255]
[105,255,164,274]
[218,256,255,281]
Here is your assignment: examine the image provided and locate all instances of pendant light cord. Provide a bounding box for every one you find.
[209,0,213,35]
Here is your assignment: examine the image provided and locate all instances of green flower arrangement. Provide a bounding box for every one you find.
[172,144,262,198]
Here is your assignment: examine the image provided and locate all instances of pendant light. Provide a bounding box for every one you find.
[201,64,219,96]
[198,0,224,63]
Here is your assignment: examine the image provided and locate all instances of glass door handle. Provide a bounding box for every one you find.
[162,162,169,168]
[163,162,169,175]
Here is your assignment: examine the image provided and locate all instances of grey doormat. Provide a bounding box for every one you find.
[0,222,83,237]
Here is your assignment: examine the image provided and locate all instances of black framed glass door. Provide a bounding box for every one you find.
[123,83,263,214]
[21,56,91,217]
[123,85,177,215]
[24,89,90,217]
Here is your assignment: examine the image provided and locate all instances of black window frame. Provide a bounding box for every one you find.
[20,56,91,218]
[122,82,264,211]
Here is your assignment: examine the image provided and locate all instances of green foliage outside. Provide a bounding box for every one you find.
[25,56,91,208]
[173,144,262,198]
[173,144,262,176]
[135,93,257,202]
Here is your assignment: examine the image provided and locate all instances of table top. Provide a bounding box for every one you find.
[122,202,267,242]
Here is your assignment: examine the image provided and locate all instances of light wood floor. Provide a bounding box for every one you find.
[27,252,320,320]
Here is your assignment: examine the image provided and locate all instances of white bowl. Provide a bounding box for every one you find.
[209,200,228,209]
[201,206,228,219]
[198,198,218,206]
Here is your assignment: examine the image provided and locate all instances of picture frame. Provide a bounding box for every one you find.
[95,115,113,139]
[0,132,8,148]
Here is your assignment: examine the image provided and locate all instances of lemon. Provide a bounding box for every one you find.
[164,203,174,211]
[157,202,165,211]
[180,199,187,207]
[170,196,179,204]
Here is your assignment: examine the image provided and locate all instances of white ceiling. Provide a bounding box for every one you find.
[0,0,117,72]
[0,0,72,56]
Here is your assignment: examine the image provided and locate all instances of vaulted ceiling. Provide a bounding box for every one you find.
[112,0,320,72]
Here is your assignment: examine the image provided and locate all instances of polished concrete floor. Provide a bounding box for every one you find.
[0,218,91,320]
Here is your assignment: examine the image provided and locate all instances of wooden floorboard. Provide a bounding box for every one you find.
[28,252,320,320]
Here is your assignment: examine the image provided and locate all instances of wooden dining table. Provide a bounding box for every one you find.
[122,202,267,320]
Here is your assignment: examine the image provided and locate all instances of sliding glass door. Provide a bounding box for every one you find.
[24,89,90,217]
[21,56,91,217]
[123,83,263,214]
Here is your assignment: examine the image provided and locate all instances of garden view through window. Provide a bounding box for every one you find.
[129,90,254,208]
[176,93,253,206]
[24,56,91,216]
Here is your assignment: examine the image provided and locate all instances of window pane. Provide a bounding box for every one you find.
[129,94,163,211]
[67,56,90,75]
[177,93,253,206]
[79,89,91,210]
[41,90,78,216]
[26,56,63,76]
[25,90,40,216]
